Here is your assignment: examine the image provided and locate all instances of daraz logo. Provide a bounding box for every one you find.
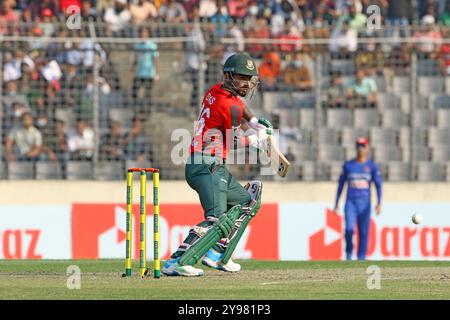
[309,209,342,260]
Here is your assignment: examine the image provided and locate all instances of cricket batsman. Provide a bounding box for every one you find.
[334,137,382,260]
[162,53,273,276]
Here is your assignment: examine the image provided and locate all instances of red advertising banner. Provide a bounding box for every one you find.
[72,203,279,260]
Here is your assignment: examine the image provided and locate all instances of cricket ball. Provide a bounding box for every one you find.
[412,213,423,225]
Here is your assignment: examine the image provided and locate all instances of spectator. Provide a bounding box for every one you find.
[97,0,116,15]
[243,0,259,30]
[326,72,346,108]
[311,5,332,49]
[258,50,281,90]
[355,41,385,76]
[30,0,60,21]
[385,43,411,76]
[68,120,95,160]
[79,35,108,69]
[132,27,159,112]
[416,0,437,20]
[199,0,217,20]
[5,112,42,161]
[283,51,314,91]
[345,69,378,108]
[245,17,270,56]
[221,22,245,63]
[227,0,249,22]
[48,119,69,161]
[180,0,199,14]
[104,0,131,36]
[3,80,30,112]
[439,1,450,26]
[40,117,68,162]
[61,63,84,105]
[84,71,112,96]
[270,8,285,36]
[277,21,302,54]
[186,7,206,108]
[2,80,31,136]
[38,7,56,37]
[19,60,35,96]
[159,0,188,23]
[336,2,367,32]
[413,15,442,59]
[386,0,413,37]
[439,28,450,76]
[124,116,151,161]
[40,59,63,94]
[81,0,98,22]
[329,20,358,54]
[28,94,48,118]
[3,49,35,82]
[19,7,33,34]
[0,0,19,35]
[65,38,84,66]
[99,121,126,160]
[130,0,158,25]
[210,0,229,37]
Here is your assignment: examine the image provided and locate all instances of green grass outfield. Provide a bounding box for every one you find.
[0,260,449,299]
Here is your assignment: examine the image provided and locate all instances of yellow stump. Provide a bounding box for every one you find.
[139,170,147,277]
[153,172,160,278]
[124,171,133,277]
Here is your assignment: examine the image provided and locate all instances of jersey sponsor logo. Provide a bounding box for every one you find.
[350,179,370,189]
[364,166,371,173]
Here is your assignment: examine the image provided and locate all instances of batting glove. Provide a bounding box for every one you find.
[248,130,269,153]
[249,117,273,135]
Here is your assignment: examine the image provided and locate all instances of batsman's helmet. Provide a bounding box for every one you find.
[223,53,259,77]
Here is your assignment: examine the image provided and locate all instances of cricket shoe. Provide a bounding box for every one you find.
[162,258,204,277]
[202,248,241,272]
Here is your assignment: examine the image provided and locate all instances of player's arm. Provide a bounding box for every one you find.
[243,106,273,134]
[242,106,255,122]
[238,107,272,151]
[372,163,383,215]
[334,163,347,212]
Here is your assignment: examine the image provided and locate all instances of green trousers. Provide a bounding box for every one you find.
[185,154,251,218]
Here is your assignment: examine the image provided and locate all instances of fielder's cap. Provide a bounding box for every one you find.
[356,136,369,146]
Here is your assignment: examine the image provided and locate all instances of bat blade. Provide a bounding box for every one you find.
[266,135,291,177]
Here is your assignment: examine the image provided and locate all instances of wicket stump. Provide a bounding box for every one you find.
[123,167,160,279]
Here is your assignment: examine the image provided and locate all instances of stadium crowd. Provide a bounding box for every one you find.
[0,0,449,180]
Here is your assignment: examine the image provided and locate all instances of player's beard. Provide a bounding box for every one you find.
[223,73,259,99]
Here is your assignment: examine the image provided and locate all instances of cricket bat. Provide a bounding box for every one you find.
[266,135,291,177]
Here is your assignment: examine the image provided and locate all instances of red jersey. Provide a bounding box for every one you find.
[190,84,246,160]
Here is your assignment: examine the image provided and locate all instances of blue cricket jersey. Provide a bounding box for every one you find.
[335,159,382,206]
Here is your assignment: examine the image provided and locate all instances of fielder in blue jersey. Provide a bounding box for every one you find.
[334,137,382,260]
